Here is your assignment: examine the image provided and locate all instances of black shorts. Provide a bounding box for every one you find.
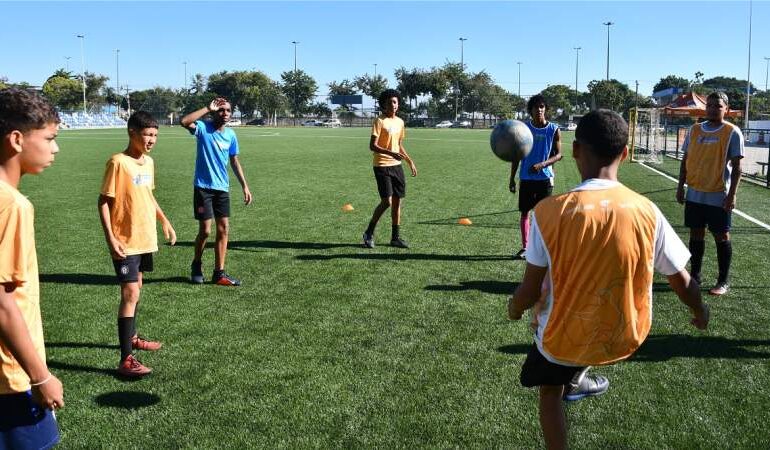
[112,253,153,284]
[684,201,732,233]
[520,344,587,388]
[519,179,553,213]
[373,165,406,199]
[194,187,230,220]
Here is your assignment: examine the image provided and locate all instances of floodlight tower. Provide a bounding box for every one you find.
[517,62,522,97]
[183,61,188,91]
[457,37,467,120]
[574,47,581,110]
[115,49,120,109]
[64,56,71,71]
[603,21,614,80]
[77,34,86,114]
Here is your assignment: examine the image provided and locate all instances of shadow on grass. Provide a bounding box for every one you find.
[173,240,361,251]
[95,391,160,409]
[417,210,517,229]
[497,334,770,361]
[669,225,769,235]
[425,280,520,295]
[47,341,118,350]
[296,253,512,262]
[639,187,677,195]
[40,274,189,286]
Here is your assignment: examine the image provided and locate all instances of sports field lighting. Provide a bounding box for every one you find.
[115,49,120,108]
[183,61,188,91]
[744,0,752,129]
[64,56,71,71]
[456,37,467,120]
[374,63,377,77]
[603,22,614,80]
[517,61,522,97]
[77,34,86,114]
[291,41,300,72]
[574,47,581,110]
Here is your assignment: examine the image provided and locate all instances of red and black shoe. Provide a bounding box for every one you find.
[117,354,152,378]
[131,335,162,351]
[212,270,241,286]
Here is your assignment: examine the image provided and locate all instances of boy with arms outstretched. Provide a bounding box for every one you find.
[362,89,417,249]
[98,111,176,377]
[180,97,252,286]
[508,110,709,450]
[0,88,64,448]
[510,94,562,260]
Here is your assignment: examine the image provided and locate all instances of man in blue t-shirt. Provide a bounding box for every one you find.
[509,94,562,260]
[181,97,252,286]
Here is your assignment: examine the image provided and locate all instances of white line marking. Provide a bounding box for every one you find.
[639,162,770,231]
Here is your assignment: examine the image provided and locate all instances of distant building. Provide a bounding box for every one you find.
[651,87,683,106]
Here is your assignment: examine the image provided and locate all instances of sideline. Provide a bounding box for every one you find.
[639,162,770,232]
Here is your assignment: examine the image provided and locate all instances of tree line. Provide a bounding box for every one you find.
[1,67,768,122]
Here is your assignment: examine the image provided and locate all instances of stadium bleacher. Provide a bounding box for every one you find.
[59,112,127,129]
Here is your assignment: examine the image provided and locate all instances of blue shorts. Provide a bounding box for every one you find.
[0,391,60,450]
[684,201,732,233]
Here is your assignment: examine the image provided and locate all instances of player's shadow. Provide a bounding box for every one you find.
[425,281,520,295]
[40,273,189,285]
[669,225,769,235]
[638,187,677,195]
[417,210,517,229]
[173,240,360,251]
[496,334,770,361]
[296,253,512,262]
[95,391,161,409]
[46,341,118,350]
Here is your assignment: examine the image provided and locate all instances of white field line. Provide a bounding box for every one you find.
[639,162,770,232]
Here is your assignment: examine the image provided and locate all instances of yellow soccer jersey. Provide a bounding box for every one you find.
[100,153,158,255]
[0,180,45,393]
[528,179,689,366]
[685,122,736,192]
[371,115,405,167]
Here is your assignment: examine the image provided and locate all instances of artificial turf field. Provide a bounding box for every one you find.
[23,125,770,448]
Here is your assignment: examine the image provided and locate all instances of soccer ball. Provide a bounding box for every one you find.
[490,120,533,162]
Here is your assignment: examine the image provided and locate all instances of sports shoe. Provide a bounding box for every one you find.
[362,232,375,249]
[390,237,409,248]
[213,271,241,286]
[563,368,609,402]
[709,282,729,296]
[117,354,152,378]
[513,248,526,260]
[692,273,702,286]
[190,261,204,284]
[131,335,162,351]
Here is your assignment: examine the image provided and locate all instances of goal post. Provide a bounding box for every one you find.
[628,107,665,164]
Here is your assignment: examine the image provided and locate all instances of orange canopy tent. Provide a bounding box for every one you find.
[662,92,743,118]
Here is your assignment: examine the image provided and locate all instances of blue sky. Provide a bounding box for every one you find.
[1,1,768,101]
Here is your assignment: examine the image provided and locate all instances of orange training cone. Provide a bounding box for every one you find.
[458,217,472,225]
[342,203,354,212]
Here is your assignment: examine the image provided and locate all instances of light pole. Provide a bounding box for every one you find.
[744,1,752,129]
[603,21,614,80]
[457,37,467,120]
[77,34,86,114]
[291,41,300,124]
[761,56,770,92]
[115,49,120,110]
[64,56,71,71]
[517,61,522,97]
[574,47,581,111]
[183,61,188,91]
[374,63,377,78]
[291,41,300,72]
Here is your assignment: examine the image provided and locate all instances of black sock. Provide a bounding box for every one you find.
[365,221,376,236]
[118,317,135,361]
[689,239,705,280]
[716,240,732,284]
[391,224,400,241]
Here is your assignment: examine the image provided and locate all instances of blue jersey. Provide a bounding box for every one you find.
[189,120,239,191]
[519,121,558,181]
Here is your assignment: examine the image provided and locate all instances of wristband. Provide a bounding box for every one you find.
[31,374,52,387]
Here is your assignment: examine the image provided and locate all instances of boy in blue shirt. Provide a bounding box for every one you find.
[510,94,562,260]
[181,98,252,286]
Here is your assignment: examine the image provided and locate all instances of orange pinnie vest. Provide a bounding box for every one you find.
[685,123,735,192]
[534,185,657,366]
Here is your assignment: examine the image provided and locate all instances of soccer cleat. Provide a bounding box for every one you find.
[563,368,609,402]
[117,354,152,378]
[362,232,375,249]
[390,237,409,248]
[513,248,526,260]
[709,282,729,296]
[692,273,702,287]
[190,261,204,284]
[213,271,241,286]
[131,335,162,351]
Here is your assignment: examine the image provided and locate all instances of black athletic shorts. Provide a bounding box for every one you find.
[518,179,553,213]
[684,201,732,233]
[373,165,406,199]
[112,253,153,284]
[194,187,230,220]
[520,344,586,387]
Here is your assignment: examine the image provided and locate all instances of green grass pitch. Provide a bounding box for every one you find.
[20,126,770,448]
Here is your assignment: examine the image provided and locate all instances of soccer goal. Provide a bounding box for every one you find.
[628,107,665,164]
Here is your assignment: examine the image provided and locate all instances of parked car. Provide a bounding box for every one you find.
[435,120,454,128]
[226,119,242,127]
[560,122,577,131]
[322,118,342,128]
[451,120,472,128]
[247,118,266,126]
[302,119,321,127]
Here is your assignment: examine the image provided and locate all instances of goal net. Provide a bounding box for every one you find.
[628,107,665,164]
